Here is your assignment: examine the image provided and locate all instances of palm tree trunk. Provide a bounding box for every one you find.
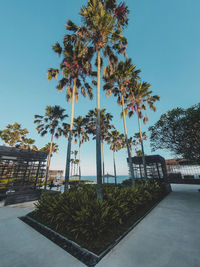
[113,150,117,185]
[70,160,73,178]
[121,94,135,186]
[73,160,76,178]
[78,135,81,182]
[44,132,54,190]
[96,48,103,201]
[64,78,76,192]
[138,114,148,180]
[101,137,105,184]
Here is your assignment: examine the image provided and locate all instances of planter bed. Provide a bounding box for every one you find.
[20,183,170,267]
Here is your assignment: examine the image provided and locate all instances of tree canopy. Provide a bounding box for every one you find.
[0,122,34,148]
[149,103,200,163]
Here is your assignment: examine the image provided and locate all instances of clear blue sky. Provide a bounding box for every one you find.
[0,0,200,175]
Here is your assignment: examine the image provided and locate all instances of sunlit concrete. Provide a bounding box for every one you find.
[96,184,200,267]
[0,201,86,267]
[1,184,200,267]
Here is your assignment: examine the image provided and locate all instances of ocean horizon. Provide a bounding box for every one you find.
[60,175,130,184]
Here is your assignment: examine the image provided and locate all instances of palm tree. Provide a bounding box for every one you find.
[15,136,35,150]
[103,59,141,186]
[71,0,129,201]
[126,81,160,180]
[72,116,89,181]
[34,105,67,190]
[73,150,79,180]
[133,132,147,155]
[70,151,75,178]
[86,108,114,183]
[105,130,125,184]
[40,142,59,154]
[47,33,94,192]
[70,150,79,179]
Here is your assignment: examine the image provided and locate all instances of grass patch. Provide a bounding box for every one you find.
[28,179,169,255]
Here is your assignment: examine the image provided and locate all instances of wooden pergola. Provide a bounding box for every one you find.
[0,146,48,191]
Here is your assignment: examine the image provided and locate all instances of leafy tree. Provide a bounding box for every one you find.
[34,105,67,190]
[48,30,94,192]
[149,104,200,163]
[0,122,29,147]
[72,116,89,180]
[126,81,159,179]
[86,108,114,182]
[103,59,141,186]
[105,130,125,184]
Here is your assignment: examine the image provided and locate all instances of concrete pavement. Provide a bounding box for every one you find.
[96,184,200,267]
[0,201,86,267]
[0,184,199,267]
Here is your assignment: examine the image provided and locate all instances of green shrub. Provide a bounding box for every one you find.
[29,180,168,254]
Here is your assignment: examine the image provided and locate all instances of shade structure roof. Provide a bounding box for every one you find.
[0,146,48,162]
[127,155,166,165]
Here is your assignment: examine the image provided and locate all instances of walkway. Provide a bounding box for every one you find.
[96,184,200,267]
[0,184,199,267]
[0,201,86,267]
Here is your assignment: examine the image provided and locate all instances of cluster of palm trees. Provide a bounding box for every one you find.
[43,0,160,200]
[33,104,128,190]
[70,150,79,179]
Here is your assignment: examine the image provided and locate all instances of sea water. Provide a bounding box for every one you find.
[55,175,130,193]
[81,175,129,184]
[58,175,129,185]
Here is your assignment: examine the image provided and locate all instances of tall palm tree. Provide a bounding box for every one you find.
[126,81,160,180]
[47,33,94,192]
[103,59,141,186]
[105,130,125,184]
[70,151,75,178]
[67,0,129,201]
[70,150,79,179]
[73,150,79,179]
[34,105,67,190]
[72,116,89,181]
[86,108,114,183]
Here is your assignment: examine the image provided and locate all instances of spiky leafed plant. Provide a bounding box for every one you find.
[103,59,141,186]
[47,33,94,192]
[105,130,125,184]
[86,108,114,182]
[126,81,160,180]
[64,0,129,201]
[72,116,89,180]
[34,105,68,190]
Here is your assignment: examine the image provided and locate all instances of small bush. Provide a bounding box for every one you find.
[29,180,168,254]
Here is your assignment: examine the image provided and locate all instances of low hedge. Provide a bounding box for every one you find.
[29,180,168,254]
